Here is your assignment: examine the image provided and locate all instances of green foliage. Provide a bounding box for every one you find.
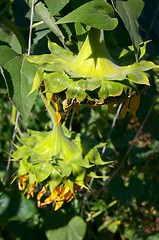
[57,1,118,30]
[1,0,159,239]
[114,0,144,58]
[46,216,86,240]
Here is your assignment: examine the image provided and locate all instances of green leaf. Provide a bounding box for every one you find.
[44,0,69,16]
[16,197,37,222]
[0,192,10,217]
[57,1,118,31]
[46,216,86,240]
[0,46,18,65]
[34,2,65,45]
[0,19,27,53]
[0,190,37,222]
[115,0,144,58]
[4,55,37,120]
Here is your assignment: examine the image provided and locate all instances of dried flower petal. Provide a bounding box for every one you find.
[18,175,28,191]
[27,182,36,199]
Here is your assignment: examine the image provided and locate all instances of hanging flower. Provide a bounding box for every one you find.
[27,27,158,117]
[12,111,108,210]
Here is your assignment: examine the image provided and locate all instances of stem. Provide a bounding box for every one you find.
[27,0,35,55]
[40,94,57,126]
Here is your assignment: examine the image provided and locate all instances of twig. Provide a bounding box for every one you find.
[7,111,20,172]
[80,177,95,218]
[80,103,123,215]
[102,102,123,155]
[27,0,35,55]
[69,108,75,132]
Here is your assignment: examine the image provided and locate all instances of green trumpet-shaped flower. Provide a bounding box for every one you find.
[12,100,108,210]
[27,28,158,116]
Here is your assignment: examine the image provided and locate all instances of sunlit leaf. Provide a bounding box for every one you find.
[57,1,118,30]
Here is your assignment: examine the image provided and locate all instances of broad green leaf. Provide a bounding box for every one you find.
[0,46,18,97]
[34,2,65,45]
[0,46,17,66]
[0,190,37,222]
[57,1,118,31]
[4,55,37,120]
[74,22,90,49]
[0,192,10,217]
[46,216,86,240]
[16,197,37,222]
[0,19,27,53]
[44,0,69,16]
[115,0,144,58]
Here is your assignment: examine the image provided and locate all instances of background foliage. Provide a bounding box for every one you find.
[0,0,159,239]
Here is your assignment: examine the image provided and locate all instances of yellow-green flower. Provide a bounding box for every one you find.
[12,106,108,210]
[27,27,158,116]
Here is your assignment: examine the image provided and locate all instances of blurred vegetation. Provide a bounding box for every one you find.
[0,0,159,239]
